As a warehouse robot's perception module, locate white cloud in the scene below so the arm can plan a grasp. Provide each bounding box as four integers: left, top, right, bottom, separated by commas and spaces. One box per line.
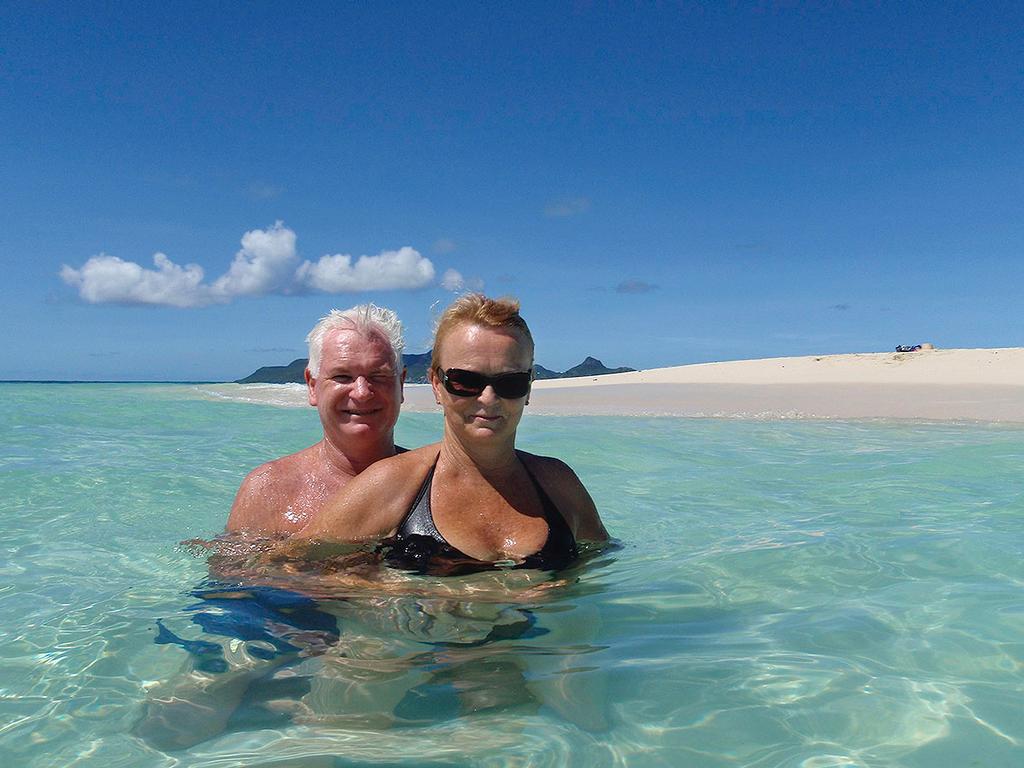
295, 246, 435, 292
61, 223, 444, 306
544, 197, 591, 218
59, 252, 215, 307
440, 268, 485, 293
211, 221, 298, 298
441, 268, 465, 291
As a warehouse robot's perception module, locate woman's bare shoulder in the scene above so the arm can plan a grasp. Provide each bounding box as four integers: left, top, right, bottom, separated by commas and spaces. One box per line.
300, 443, 440, 541
517, 450, 576, 482
357, 444, 439, 483
518, 451, 609, 542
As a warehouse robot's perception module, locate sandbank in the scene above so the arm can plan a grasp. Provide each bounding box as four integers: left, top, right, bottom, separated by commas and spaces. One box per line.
401, 348, 1024, 422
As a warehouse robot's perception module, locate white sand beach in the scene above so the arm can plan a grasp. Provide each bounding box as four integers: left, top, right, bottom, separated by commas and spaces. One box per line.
400, 347, 1024, 421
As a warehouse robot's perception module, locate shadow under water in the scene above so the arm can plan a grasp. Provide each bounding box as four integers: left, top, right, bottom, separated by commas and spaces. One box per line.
134, 539, 618, 752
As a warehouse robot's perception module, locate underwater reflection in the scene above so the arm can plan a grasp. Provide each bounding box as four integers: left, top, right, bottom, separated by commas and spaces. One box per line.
135, 543, 616, 751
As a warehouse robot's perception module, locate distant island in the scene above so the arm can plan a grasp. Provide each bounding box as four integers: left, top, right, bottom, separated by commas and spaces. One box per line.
236, 354, 634, 384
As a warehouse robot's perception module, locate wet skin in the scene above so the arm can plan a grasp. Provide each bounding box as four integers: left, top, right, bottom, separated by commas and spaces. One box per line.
226, 328, 405, 535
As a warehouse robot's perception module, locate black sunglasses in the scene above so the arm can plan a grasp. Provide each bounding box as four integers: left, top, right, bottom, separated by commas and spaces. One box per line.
437, 368, 533, 399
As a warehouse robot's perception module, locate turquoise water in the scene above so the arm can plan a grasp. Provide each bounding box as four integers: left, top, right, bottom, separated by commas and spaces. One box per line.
2, 383, 1022, 767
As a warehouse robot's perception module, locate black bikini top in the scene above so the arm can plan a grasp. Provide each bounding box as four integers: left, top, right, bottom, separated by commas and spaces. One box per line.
380, 452, 578, 576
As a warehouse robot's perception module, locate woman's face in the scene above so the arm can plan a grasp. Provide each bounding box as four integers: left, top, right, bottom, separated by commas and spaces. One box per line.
430, 323, 533, 444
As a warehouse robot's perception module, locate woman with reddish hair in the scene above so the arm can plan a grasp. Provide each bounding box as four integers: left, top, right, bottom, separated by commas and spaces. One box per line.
293, 293, 608, 574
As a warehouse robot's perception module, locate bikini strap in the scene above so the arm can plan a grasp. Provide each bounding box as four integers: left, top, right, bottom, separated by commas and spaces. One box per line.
395, 453, 443, 541
516, 451, 578, 567
517, 452, 573, 530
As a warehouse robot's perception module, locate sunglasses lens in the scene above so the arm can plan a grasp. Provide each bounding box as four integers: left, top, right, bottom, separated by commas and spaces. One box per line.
443, 369, 486, 396
492, 373, 531, 399
441, 369, 532, 399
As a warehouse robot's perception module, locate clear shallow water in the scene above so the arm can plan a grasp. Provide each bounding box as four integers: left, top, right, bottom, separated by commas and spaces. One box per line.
1, 383, 1023, 767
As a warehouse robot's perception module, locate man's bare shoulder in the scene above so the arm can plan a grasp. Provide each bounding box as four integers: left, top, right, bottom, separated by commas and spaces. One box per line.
226, 447, 319, 533
237, 447, 319, 496
252, 447, 317, 480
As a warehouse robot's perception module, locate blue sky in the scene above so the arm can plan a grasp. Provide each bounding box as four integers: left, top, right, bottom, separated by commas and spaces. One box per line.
2, 1, 1021, 381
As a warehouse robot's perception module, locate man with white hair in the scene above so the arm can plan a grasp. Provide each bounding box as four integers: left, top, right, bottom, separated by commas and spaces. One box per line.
226, 304, 406, 535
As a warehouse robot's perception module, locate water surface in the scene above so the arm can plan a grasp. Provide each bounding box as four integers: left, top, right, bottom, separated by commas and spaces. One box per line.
1, 384, 1022, 766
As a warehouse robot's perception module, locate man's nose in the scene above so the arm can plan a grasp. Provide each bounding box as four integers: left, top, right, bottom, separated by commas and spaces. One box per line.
351, 376, 373, 398
478, 385, 499, 405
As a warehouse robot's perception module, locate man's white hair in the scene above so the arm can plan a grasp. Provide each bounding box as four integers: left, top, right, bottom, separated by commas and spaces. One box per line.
305, 304, 404, 376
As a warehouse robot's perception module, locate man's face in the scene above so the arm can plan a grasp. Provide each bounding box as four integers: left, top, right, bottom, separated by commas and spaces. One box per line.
306, 327, 404, 450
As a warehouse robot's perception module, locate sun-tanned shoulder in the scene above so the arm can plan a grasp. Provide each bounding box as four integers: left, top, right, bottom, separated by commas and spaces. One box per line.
517, 450, 574, 482
297, 443, 440, 541
518, 451, 608, 543
338, 444, 436, 495
360, 443, 437, 475
226, 450, 309, 532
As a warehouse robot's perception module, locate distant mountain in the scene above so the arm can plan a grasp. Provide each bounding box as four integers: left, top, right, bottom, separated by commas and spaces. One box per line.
234, 356, 428, 385
533, 358, 634, 380
560, 356, 634, 378
235, 353, 633, 384
533, 364, 561, 380
402, 352, 433, 383
236, 359, 308, 384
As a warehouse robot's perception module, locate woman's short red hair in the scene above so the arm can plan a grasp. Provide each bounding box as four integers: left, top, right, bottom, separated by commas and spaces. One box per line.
431, 293, 534, 371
